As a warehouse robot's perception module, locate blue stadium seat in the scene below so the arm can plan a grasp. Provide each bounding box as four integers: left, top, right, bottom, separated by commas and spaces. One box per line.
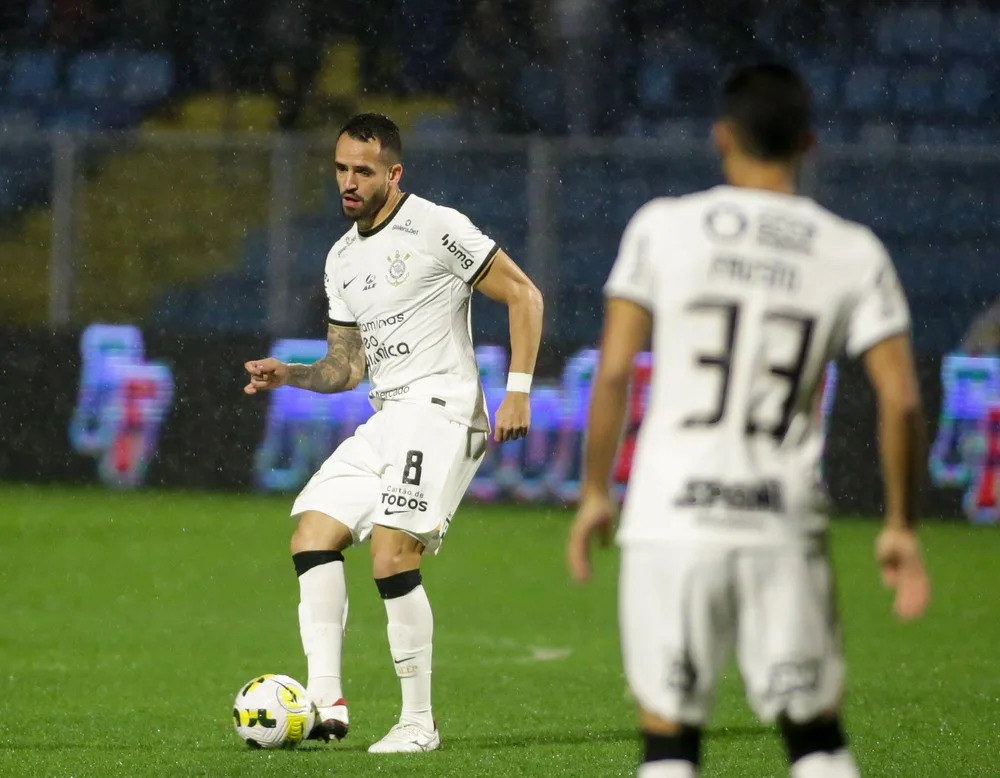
47, 104, 97, 132
651, 118, 711, 145
68, 52, 119, 100
121, 52, 174, 104
843, 66, 891, 115
943, 62, 989, 116
908, 124, 953, 145
801, 63, 841, 112
7, 50, 59, 100
954, 125, 1000, 146
895, 68, 941, 115
637, 60, 674, 115
517, 63, 564, 135
857, 122, 898, 147
408, 112, 460, 139
938, 183, 994, 235
897, 8, 944, 55
945, 9, 996, 55
0, 107, 38, 133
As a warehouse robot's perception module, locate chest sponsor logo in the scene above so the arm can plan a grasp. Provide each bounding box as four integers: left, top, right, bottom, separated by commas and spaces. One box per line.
363, 273, 377, 291
386, 251, 411, 287
393, 218, 420, 235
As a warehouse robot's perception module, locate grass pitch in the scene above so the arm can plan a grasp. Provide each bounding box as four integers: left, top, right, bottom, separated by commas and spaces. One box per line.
1, 485, 998, 777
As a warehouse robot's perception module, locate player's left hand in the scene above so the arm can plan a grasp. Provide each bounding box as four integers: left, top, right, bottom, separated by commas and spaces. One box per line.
493, 393, 530, 442
567, 489, 616, 583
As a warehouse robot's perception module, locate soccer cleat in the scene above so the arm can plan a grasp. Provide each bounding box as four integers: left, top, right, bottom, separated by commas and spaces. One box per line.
308, 698, 349, 742
367, 722, 441, 754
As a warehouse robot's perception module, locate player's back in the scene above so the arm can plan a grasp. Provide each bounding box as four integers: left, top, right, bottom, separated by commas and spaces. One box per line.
608, 185, 909, 544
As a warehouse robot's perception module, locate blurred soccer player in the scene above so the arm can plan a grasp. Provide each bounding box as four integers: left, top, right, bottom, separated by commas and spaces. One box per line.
568, 64, 930, 778
244, 113, 543, 753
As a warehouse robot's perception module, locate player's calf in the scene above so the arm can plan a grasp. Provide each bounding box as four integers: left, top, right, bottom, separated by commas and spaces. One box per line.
779, 714, 860, 778
638, 725, 701, 777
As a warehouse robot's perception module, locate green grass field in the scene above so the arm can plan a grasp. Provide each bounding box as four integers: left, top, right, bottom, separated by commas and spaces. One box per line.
1, 485, 998, 777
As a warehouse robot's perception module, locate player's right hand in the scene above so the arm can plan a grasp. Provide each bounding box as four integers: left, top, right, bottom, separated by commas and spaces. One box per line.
875, 526, 930, 621
567, 489, 616, 583
244, 358, 288, 395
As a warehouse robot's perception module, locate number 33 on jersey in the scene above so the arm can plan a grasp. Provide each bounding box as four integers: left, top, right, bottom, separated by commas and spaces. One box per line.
606, 186, 911, 544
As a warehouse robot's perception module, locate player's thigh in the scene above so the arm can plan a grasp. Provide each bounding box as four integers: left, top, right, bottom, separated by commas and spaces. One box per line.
619, 543, 736, 727
290, 419, 384, 547
373, 405, 486, 554
735, 540, 844, 724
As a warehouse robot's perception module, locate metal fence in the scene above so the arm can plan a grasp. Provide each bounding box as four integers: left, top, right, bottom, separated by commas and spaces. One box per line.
1, 131, 997, 352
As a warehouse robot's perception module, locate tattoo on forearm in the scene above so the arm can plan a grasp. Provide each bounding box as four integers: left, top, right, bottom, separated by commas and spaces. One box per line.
287, 327, 365, 393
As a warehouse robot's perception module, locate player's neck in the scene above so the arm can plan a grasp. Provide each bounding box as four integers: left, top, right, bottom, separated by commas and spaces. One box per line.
359, 188, 404, 233
724, 157, 797, 196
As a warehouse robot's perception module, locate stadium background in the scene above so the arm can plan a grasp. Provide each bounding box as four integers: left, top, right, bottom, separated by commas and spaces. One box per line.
2, 0, 997, 517
3, 4, 1000, 777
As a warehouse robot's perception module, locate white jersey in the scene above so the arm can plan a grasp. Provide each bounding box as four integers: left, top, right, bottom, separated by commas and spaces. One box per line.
606, 185, 911, 546
324, 193, 499, 431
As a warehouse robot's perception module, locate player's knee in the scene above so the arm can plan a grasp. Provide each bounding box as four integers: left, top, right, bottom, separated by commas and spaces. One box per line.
290, 511, 352, 556
779, 713, 848, 766
640, 725, 702, 773
374, 568, 422, 600
370, 526, 423, 578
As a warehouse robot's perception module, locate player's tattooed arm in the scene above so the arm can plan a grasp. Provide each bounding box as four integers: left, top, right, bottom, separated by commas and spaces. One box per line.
287, 324, 366, 393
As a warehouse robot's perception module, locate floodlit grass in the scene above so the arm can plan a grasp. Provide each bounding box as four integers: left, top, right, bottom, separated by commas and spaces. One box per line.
1, 485, 998, 777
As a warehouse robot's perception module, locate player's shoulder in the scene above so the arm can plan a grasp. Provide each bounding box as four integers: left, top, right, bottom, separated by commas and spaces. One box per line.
408, 193, 472, 229
623, 196, 681, 233
808, 201, 890, 269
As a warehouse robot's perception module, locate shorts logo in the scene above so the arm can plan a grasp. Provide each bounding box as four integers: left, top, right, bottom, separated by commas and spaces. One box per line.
386, 251, 411, 287
381, 484, 428, 513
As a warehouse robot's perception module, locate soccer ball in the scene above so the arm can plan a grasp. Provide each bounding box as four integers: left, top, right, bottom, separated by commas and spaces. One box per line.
232, 674, 316, 749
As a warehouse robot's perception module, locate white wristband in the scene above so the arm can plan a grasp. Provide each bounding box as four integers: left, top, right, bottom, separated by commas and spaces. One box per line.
506, 372, 533, 394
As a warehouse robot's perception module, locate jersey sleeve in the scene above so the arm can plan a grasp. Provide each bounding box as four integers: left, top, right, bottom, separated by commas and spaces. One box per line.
429, 205, 500, 285
323, 268, 356, 327
603, 205, 657, 311
845, 236, 911, 358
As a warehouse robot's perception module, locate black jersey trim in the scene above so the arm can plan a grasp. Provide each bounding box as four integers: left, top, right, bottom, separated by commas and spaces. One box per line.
328, 317, 359, 328
357, 192, 411, 238
469, 244, 501, 287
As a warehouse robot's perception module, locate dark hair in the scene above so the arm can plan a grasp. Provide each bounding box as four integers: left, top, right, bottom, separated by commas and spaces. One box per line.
720, 63, 812, 161
338, 113, 403, 161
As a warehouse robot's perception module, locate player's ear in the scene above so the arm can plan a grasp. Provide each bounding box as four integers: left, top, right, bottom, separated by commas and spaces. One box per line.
388, 162, 403, 186
712, 121, 732, 157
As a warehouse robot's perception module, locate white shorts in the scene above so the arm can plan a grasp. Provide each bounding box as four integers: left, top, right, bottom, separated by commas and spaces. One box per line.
619, 538, 844, 726
290, 402, 486, 554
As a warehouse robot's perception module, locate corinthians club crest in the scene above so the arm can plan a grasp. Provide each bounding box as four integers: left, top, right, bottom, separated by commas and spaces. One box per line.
385, 250, 411, 287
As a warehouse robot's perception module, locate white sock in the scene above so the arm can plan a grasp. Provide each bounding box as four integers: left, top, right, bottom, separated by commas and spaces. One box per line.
384, 585, 434, 731
297, 561, 348, 707
791, 750, 860, 778
637, 761, 698, 777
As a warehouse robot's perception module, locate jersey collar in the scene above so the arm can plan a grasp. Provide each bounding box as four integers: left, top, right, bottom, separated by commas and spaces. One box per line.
357, 192, 411, 238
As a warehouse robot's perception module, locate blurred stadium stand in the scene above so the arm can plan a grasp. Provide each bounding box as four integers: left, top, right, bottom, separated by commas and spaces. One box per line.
0, 3, 998, 356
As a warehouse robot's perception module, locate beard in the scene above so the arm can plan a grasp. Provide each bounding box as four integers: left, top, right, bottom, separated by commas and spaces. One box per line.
341, 185, 388, 223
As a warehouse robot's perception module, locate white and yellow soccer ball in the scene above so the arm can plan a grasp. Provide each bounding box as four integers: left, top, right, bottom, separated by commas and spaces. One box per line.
232, 674, 316, 749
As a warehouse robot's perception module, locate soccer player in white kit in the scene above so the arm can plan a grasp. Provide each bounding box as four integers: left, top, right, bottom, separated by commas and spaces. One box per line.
567, 65, 931, 777
244, 114, 544, 753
